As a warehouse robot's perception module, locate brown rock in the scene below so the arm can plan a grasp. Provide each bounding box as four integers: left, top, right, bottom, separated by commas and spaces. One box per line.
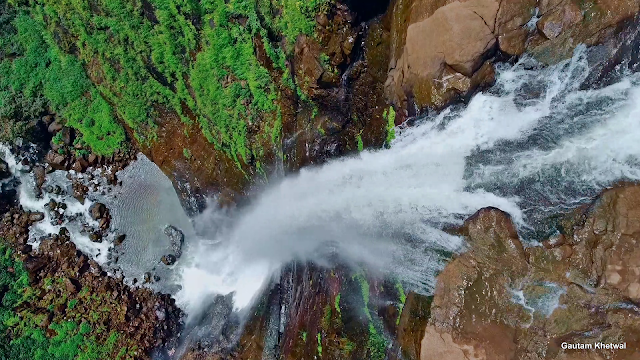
65, 278, 81, 293
537, 2, 583, 39
47, 121, 63, 134
45, 151, 68, 171
88, 202, 107, 221
114, 234, 126, 246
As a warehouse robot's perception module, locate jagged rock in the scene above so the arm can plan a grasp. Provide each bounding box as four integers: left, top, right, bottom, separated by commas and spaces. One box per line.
161, 254, 177, 266
114, 234, 126, 246
403, 185, 640, 360
28, 212, 45, 222
89, 202, 107, 221
45, 150, 68, 171
33, 165, 46, 190
386, 0, 640, 112
89, 232, 102, 243
164, 225, 184, 258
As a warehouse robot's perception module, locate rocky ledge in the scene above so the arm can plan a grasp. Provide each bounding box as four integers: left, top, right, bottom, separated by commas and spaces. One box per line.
397, 184, 640, 360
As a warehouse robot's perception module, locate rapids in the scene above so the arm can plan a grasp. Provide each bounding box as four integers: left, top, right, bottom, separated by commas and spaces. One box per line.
175, 47, 640, 318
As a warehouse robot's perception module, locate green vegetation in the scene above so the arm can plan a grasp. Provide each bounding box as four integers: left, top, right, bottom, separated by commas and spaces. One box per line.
383, 106, 396, 147
395, 281, 406, 325
301, 331, 307, 343
334, 293, 341, 314
183, 148, 192, 160
317, 332, 323, 356
0, 0, 332, 165
356, 133, 364, 152
353, 272, 388, 360
0, 244, 137, 359
0, 5, 125, 154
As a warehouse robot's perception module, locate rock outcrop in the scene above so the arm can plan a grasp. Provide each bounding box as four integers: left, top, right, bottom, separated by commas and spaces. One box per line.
399, 184, 640, 360
385, 0, 640, 113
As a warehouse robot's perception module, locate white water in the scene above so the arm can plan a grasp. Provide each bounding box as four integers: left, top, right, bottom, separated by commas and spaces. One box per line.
0, 144, 112, 263
175, 48, 640, 318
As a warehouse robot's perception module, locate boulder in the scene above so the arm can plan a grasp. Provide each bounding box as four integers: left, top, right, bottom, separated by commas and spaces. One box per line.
45, 151, 68, 171
33, 165, 46, 190
0, 158, 10, 180
28, 212, 45, 222
161, 254, 177, 266
47, 120, 63, 134
89, 202, 107, 221
385, 0, 640, 113
402, 185, 640, 360
114, 234, 126, 246
164, 225, 184, 258
89, 232, 102, 243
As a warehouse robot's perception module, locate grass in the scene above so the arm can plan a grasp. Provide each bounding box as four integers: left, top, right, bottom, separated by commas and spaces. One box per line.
0, 7, 126, 155
0, 244, 137, 360
1, 0, 332, 167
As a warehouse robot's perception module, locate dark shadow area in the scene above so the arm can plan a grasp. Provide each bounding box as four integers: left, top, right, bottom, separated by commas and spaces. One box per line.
345, 0, 391, 22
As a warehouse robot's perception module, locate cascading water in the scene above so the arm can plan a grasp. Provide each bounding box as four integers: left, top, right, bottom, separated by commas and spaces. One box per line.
175, 46, 640, 318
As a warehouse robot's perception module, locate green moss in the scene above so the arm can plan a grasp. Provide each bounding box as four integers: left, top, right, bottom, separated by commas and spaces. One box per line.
183, 148, 192, 160
301, 331, 307, 343
356, 133, 364, 152
334, 293, 341, 314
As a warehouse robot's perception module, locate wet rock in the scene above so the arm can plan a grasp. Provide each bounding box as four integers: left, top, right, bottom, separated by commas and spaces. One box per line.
72, 181, 88, 204
143, 272, 152, 284
45, 150, 68, 171
0, 158, 10, 180
33, 165, 46, 190
161, 254, 177, 266
87, 154, 98, 167
404, 185, 640, 360
164, 225, 184, 258
89, 202, 107, 221
28, 212, 45, 222
52, 185, 63, 195
71, 158, 88, 173
114, 234, 126, 246
89, 232, 102, 243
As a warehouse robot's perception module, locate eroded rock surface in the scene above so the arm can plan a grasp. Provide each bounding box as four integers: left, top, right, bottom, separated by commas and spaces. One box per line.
400, 185, 640, 360
385, 0, 640, 113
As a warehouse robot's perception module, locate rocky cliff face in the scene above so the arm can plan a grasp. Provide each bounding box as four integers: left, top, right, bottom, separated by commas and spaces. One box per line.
396, 185, 640, 360
385, 0, 640, 115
